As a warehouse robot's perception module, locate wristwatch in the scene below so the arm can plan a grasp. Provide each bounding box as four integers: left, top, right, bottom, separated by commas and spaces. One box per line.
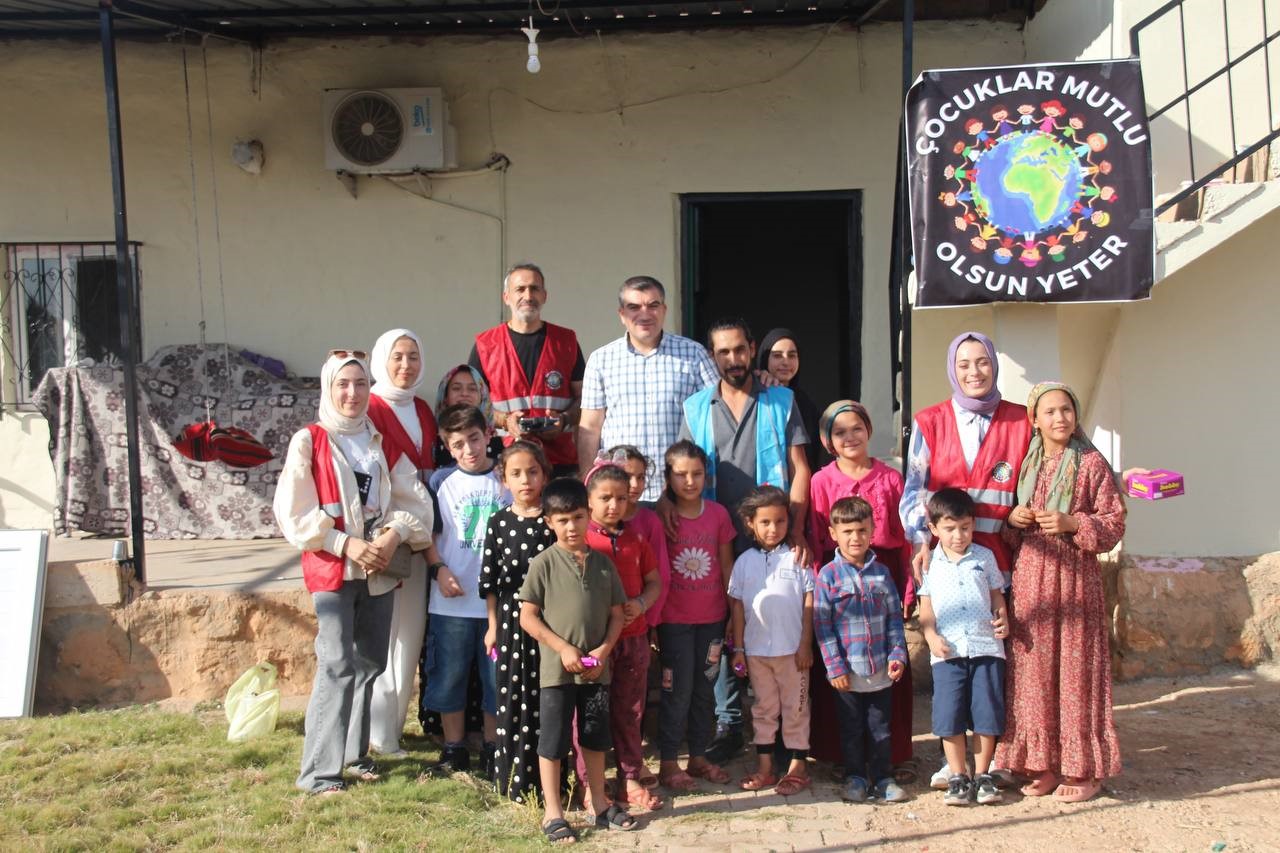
428, 561, 447, 580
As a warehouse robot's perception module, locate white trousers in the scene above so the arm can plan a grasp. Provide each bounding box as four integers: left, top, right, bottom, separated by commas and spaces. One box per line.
346, 555, 428, 757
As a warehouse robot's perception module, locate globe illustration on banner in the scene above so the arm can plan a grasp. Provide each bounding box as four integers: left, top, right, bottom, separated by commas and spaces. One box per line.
971, 132, 1082, 235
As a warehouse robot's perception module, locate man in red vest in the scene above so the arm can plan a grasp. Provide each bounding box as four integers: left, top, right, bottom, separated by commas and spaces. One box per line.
470, 263, 585, 477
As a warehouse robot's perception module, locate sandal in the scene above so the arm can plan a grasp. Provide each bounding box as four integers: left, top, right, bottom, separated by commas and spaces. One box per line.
660, 770, 698, 792
346, 761, 381, 783
637, 769, 659, 789
686, 762, 731, 784
541, 817, 578, 844
617, 783, 664, 811
739, 772, 779, 791
774, 773, 812, 796
592, 803, 638, 831
1020, 770, 1058, 797
313, 783, 345, 797
1052, 779, 1102, 803
892, 763, 919, 785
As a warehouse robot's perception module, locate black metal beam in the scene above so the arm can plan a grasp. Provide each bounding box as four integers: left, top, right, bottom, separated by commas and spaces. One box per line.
98, 0, 147, 584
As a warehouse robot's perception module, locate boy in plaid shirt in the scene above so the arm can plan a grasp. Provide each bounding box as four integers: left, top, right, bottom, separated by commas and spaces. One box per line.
814, 496, 908, 804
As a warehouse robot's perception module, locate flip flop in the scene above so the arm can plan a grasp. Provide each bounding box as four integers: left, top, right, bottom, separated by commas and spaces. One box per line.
1020, 770, 1058, 797
592, 803, 638, 831
1052, 779, 1102, 803
739, 772, 779, 791
541, 817, 578, 844
659, 770, 698, 792
686, 762, 730, 784
774, 773, 812, 796
617, 783, 664, 811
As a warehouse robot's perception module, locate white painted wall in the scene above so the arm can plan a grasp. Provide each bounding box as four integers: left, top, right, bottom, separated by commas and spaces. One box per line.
0, 21, 1025, 529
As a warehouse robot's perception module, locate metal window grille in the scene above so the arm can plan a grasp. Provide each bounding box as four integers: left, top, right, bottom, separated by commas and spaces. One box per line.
1, 242, 141, 406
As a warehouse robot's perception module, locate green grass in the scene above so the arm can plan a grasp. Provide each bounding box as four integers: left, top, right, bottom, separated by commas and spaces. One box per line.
0, 707, 549, 851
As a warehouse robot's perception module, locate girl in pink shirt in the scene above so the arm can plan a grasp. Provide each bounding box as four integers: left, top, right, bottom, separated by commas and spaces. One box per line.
805, 400, 917, 779
656, 440, 736, 791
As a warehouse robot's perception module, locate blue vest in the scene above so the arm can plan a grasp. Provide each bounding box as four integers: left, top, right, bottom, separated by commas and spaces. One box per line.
683, 384, 792, 500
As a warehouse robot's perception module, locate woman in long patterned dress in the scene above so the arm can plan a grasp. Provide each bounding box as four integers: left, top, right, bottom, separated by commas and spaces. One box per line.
996, 381, 1126, 803
480, 440, 556, 802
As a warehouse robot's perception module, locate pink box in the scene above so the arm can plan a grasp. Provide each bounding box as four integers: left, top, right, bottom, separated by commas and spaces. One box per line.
1126, 469, 1185, 500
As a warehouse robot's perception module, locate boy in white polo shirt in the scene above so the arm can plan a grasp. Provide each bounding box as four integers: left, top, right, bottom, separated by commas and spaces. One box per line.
728, 486, 815, 796
918, 488, 1009, 806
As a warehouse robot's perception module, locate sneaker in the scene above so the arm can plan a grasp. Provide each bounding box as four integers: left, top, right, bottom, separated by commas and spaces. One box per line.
974, 773, 1003, 805
841, 776, 869, 803
929, 760, 951, 790
705, 727, 744, 766
427, 743, 470, 775
944, 774, 973, 806
874, 778, 909, 803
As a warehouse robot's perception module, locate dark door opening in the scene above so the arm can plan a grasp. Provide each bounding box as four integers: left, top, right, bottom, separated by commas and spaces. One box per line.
680, 191, 863, 410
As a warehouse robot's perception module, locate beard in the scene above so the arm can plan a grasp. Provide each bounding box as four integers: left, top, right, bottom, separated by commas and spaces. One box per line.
722, 367, 750, 388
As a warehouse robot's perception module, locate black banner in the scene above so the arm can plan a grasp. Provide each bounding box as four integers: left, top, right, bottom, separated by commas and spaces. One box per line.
906, 60, 1154, 307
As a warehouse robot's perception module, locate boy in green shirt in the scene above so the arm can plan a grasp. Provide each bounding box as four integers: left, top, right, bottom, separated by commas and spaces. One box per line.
519, 478, 632, 843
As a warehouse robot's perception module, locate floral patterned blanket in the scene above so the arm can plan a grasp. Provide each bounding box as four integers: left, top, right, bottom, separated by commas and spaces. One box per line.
32, 344, 319, 539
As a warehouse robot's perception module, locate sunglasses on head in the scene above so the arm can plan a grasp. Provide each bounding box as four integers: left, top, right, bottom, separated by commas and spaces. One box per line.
328, 349, 368, 360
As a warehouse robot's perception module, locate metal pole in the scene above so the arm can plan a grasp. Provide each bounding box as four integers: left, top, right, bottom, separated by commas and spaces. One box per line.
898, 0, 914, 472
99, 0, 146, 584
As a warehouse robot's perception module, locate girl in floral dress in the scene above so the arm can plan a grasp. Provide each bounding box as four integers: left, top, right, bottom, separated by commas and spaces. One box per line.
996, 382, 1126, 803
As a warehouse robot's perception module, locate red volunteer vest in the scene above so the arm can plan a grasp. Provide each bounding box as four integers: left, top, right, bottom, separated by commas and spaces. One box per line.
915, 399, 1031, 572
301, 424, 346, 593
475, 322, 578, 466
367, 394, 437, 474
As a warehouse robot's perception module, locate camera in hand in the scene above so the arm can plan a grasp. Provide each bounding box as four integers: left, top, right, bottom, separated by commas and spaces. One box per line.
518, 415, 559, 432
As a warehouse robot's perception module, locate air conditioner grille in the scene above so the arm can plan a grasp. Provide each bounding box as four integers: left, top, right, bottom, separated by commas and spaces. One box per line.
331, 92, 404, 167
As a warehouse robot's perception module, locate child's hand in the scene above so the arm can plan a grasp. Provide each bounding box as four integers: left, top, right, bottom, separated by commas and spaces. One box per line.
793, 644, 812, 671
829, 674, 851, 692
655, 496, 679, 541
731, 650, 747, 677
649, 627, 661, 653
560, 646, 585, 674
991, 608, 1009, 639
1034, 510, 1079, 535
903, 599, 915, 620
1007, 505, 1036, 529
436, 566, 465, 597
622, 597, 644, 624
912, 542, 931, 585
888, 660, 905, 682
581, 645, 610, 682
927, 636, 952, 659
346, 538, 388, 573
483, 626, 497, 658
788, 531, 812, 568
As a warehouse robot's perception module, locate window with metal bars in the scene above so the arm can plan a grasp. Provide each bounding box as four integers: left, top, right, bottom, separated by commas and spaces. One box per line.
1, 242, 141, 405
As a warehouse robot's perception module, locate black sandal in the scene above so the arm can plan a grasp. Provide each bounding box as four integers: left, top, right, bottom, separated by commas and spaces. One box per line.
541, 817, 577, 844
593, 803, 637, 831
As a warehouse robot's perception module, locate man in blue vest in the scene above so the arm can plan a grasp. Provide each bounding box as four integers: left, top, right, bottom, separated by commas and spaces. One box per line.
676, 317, 812, 765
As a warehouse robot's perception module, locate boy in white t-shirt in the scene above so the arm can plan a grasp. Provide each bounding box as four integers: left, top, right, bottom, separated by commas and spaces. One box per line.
728, 486, 815, 796
421, 404, 509, 773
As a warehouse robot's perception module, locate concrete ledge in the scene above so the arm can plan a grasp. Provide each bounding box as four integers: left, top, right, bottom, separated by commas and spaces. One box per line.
44, 558, 130, 608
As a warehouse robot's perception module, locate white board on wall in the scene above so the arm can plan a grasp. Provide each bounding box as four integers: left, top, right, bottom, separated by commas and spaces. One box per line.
0, 530, 49, 717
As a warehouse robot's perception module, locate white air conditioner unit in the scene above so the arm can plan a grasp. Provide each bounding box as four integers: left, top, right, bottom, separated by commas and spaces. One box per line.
323, 87, 453, 174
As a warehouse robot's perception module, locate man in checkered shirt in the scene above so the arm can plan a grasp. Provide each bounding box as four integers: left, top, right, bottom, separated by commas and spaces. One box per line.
577, 276, 718, 503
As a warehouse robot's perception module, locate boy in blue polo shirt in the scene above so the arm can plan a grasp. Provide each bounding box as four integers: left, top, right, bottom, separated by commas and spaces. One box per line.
918, 488, 1009, 806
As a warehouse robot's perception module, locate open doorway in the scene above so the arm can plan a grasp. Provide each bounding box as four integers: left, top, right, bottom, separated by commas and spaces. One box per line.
680, 191, 863, 408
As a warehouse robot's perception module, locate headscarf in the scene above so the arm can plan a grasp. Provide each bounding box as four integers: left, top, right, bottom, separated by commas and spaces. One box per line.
370, 328, 425, 404
757, 327, 801, 388
434, 364, 494, 427
817, 399, 872, 454
1015, 381, 1098, 513
318, 354, 372, 436
947, 331, 1001, 416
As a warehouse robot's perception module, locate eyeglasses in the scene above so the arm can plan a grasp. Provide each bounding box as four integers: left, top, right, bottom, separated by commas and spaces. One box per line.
328, 349, 368, 360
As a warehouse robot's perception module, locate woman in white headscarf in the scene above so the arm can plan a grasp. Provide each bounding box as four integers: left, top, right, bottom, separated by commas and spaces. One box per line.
274, 350, 433, 795
359, 329, 443, 756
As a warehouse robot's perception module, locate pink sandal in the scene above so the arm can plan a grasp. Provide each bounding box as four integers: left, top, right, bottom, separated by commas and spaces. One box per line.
686, 762, 730, 784
1052, 779, 1102, 803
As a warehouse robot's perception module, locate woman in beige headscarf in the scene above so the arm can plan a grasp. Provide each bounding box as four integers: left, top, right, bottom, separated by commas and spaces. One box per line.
274, 350, 432, 795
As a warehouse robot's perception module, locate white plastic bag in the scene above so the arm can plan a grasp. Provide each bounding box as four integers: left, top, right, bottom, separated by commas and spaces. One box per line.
225, 662, 281, 743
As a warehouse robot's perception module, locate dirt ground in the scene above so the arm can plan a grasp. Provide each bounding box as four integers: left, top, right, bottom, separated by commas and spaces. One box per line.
581, 663, 1280, 852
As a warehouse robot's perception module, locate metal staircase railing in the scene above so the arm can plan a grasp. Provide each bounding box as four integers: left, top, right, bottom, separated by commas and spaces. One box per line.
1131, 0, 1280, 216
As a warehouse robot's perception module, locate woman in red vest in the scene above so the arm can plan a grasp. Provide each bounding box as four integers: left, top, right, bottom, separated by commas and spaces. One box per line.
899, 331, 1031, 791
361, 329, 441, 757
274, 351, 433, 795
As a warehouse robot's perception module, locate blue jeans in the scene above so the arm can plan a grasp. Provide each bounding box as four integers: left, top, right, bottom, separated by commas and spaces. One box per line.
714, 649, 744, 731
420, 614, 497, 715
834, 686, 892, 785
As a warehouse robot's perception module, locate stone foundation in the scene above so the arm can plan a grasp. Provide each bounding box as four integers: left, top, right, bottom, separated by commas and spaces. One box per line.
35, 550, 1280, 710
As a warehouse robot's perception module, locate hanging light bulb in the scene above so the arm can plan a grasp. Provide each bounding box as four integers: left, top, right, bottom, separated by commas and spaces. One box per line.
521, 19, 541, 73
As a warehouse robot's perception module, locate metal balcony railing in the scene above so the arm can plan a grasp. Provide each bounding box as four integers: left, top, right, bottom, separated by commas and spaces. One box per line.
1131, 0, 1280, 215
